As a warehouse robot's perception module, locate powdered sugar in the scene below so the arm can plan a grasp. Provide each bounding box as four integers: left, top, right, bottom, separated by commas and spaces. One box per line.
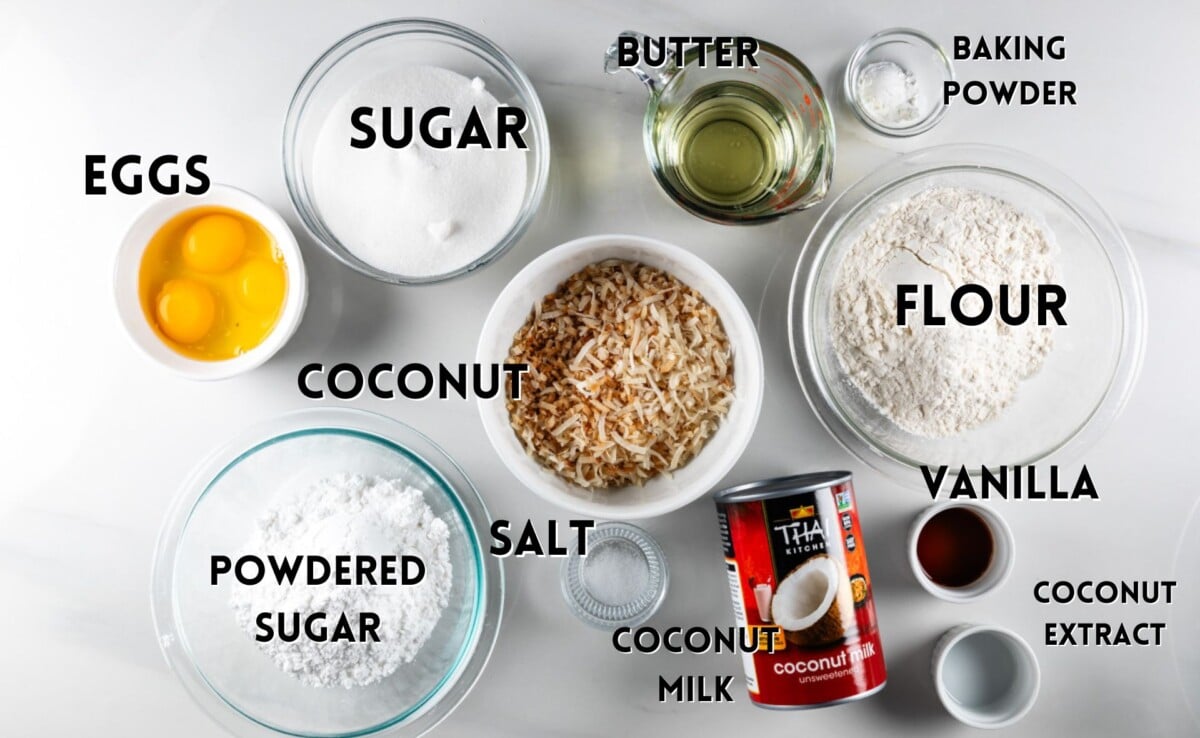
832, 186, 1058, 438
230, 474, 452, 688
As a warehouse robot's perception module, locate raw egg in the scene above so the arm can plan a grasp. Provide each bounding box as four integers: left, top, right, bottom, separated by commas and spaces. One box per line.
183, 214, 246, 273
139, 206, 287, 360
238, 259, 286, 314
156, 279, 216, 344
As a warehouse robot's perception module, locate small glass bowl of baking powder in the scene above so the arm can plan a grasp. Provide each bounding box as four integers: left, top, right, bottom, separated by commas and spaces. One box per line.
561, 522, 669, 629
844, 28, 954, 137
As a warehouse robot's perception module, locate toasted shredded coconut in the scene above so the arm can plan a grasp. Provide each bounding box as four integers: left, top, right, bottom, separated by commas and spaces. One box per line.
505, 260, 734, 488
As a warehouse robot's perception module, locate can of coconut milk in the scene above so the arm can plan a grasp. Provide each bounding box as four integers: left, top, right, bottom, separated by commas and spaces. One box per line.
713, 472, 886, 708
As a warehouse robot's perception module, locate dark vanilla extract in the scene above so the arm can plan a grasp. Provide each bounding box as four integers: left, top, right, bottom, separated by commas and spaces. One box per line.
916, 507, 994, 588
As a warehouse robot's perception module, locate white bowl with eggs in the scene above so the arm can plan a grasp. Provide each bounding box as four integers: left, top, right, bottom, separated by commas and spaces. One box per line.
477, 234, 764, 520
114, 184, 308, 380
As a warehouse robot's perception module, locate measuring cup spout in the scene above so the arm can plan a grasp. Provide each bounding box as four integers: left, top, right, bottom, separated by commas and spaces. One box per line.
604, 30, 679, 94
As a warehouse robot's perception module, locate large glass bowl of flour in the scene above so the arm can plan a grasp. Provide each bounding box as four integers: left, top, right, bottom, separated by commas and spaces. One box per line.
283, 19, 549, 284
151, 408, 503, 737
790, 144, 1145, 481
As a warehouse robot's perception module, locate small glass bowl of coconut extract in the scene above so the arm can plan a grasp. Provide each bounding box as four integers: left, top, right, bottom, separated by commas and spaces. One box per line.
561, 522, 669, 629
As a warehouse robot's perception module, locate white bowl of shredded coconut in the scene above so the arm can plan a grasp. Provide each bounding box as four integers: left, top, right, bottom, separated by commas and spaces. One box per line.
478, 234, 765, 519
790, 145, 1146, 480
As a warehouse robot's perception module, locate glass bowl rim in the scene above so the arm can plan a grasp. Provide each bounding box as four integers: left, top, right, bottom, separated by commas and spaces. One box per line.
281, 18, 550, 285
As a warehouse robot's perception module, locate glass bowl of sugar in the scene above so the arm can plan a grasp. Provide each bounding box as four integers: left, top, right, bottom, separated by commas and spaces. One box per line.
283, 19, 550, 284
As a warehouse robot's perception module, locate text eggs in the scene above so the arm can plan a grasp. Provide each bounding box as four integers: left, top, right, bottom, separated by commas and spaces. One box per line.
138, 206, 287, 360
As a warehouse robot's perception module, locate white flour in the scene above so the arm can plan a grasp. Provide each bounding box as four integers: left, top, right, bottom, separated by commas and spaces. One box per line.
312, 66, 527, 277
230, 474, 452, 688
832, 187, 1058, 437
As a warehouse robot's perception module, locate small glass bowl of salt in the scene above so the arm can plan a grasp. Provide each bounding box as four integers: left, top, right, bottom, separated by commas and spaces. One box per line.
844, 28, 954, 137
561, 522, 669, 629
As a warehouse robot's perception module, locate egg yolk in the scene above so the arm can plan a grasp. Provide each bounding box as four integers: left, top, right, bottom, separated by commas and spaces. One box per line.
239, 259, 287, 313
182, 214, 246, 273
139, 205, 287, 361
156, 279, 216, 344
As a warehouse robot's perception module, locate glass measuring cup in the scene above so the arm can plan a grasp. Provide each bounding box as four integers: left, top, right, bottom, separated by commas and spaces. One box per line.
605, 31, 835, 225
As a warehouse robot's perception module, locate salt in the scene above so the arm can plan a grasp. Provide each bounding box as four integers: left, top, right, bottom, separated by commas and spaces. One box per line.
855, 60, 921, 126
583, 540, 650, 606
311, 66, 527, 277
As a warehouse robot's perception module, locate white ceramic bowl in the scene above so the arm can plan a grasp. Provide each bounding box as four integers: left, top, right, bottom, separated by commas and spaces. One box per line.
476, 234, 764, 519
932, 624, 1041, 729
114, 184, 308, 380
907, 502, 1015, 603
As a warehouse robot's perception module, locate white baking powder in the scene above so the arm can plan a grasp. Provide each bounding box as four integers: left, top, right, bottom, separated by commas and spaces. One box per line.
832, 187, 1058, 438
312, 66, 527, 277
230, 474, 452, 688
855, 60, 921, 126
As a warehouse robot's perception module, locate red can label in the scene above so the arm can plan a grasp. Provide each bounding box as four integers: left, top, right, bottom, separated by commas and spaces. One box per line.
715, 478, 886, 707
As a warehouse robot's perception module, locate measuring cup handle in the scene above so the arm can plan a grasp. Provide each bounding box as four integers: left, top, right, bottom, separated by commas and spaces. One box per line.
604, 30, 680, 93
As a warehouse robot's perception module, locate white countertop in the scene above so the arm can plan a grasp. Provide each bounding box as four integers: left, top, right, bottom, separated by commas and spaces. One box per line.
2, 1, 1198, 735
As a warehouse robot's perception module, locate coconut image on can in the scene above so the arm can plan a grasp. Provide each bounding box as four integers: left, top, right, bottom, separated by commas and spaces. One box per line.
772, 554, 855, 647
714, 472, 887, 708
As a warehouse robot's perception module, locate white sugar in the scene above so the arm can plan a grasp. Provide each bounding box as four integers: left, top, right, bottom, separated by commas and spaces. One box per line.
312, 66, 527, 277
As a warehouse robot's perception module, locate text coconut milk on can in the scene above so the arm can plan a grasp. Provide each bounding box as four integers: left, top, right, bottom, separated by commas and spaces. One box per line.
713, 472, 887, 707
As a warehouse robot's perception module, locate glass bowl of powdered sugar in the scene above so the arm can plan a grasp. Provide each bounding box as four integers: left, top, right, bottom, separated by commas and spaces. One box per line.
152, 408, 503, 737
789, 144, 1145, 483
283, 19, 549, 284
